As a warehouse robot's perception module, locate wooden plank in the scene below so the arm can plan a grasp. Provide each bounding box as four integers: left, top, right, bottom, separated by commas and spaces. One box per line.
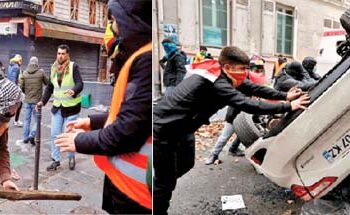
0, 189, 81, 201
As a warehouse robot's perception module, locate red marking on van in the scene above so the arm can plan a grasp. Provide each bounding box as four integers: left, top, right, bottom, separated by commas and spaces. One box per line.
323, 30, 346, 37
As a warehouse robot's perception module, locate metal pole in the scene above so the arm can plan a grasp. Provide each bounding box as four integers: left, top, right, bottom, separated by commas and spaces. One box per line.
33, 104, 42, 190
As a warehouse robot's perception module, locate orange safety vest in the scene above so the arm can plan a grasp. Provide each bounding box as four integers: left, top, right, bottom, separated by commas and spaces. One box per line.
94, 42, 152, 209
274, 62, 287, 77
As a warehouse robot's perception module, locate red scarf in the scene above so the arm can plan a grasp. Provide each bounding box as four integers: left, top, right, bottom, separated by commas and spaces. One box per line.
223, 69, 248, 87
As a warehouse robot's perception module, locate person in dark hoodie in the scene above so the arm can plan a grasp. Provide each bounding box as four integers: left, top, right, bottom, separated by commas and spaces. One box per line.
54, 0, 152, 214
159, 38, 187, 96
274, 61, 317, 92
153, 46, 310, 214
302, 56, 321, 81
19, 57, 48, 145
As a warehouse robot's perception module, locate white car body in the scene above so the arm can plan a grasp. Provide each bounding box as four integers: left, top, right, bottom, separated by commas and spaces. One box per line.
245, 58, 350, 201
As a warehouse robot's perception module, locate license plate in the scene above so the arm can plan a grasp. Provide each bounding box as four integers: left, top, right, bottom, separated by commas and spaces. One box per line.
322, 131, 350, 163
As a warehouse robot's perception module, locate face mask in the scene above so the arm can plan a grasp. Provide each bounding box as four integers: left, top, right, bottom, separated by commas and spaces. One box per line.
162, 42, 177, 58
223, 65, 248, 87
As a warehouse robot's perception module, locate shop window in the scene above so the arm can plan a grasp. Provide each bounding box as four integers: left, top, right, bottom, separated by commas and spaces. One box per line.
102, 3, 108, 27
276, 4, 294, 55
70, 0, 79, 21
43, 0, 54, 15
89, 0, 97, 25
202, 0, 228, 47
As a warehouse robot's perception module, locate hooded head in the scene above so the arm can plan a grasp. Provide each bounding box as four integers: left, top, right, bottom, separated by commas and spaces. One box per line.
285, 61, 307, 80
108, 0, 151, 40
26, 56, 40, 73
161, 38, 178, 59
219, 46, 250, 87
302, 56, 317, 73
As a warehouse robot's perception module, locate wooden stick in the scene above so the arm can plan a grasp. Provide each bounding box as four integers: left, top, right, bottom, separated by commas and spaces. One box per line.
34, 104, 42, 190
0, 189, 81, 201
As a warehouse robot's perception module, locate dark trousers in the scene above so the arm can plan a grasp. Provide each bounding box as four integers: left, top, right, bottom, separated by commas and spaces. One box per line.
153, 134, 195, 215
229, 137, 241, 151
15, 102, 22, 122
102, 176, 152, 214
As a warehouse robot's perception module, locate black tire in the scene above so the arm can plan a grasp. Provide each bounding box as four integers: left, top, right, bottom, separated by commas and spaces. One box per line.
233, 112, 263, 148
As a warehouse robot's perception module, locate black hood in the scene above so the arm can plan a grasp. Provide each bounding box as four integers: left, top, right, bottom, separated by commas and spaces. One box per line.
107, 0, 152, 85
302, 57, 317, 73
285, 61, 307, 80
108, 0, 151, 40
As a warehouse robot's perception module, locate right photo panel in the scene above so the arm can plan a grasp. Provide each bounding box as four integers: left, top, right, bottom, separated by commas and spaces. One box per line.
153, 0, 350, 214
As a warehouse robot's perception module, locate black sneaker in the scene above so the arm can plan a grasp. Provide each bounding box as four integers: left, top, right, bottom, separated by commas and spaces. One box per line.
228, 147, 245, 157
29, 137, 35, 146
23, 138, 29, 144
205, 154, 218, 165
46, 161, 60, 171
69, 157, 75, 170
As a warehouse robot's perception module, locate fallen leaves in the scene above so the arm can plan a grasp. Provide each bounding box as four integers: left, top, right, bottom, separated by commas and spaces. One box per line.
194, 121, 224, 157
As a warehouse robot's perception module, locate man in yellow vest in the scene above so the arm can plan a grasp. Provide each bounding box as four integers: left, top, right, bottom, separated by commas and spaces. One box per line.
271, 54, 287, 82
54, 0, 152, 214
37, 44, 83, 171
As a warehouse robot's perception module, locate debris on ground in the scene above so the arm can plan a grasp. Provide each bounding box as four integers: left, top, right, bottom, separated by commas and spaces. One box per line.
282, 209, 293, 215
214, 159, 222, 165
221, 195, 246, 210
88, 105, 108, 112
287, 200, 294, 204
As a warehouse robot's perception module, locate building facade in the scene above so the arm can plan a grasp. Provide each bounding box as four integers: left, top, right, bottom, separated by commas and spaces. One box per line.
0, 0, 107, 82
153, 0, 349, 96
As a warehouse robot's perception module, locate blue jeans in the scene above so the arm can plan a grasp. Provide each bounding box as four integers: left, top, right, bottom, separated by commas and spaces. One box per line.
211, 122, 239, 156
23, 103, 38, 140
51, 109, 78, 161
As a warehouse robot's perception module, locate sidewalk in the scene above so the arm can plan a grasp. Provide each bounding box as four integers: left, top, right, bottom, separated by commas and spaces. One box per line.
2, 104, 107, 214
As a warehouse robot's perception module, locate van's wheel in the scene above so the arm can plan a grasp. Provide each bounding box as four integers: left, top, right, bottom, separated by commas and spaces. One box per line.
233, 112, 264, 148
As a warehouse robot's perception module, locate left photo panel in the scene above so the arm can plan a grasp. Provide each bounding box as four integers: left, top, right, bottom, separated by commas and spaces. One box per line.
0, 0, 152, 214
